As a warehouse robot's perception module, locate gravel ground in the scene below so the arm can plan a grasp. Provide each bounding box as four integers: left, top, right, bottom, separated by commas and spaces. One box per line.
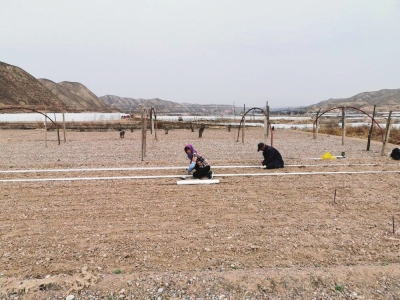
1, 127, 400, 300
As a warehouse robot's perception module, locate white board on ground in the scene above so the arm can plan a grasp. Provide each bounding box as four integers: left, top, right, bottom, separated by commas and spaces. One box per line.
177, 179, 220, 185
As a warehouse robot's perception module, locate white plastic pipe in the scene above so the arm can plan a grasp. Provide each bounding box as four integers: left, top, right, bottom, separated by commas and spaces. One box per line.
214, 170, 400, 177
0, 163, 397, 174
0, 170, 399, 183
177, 179, 220, 185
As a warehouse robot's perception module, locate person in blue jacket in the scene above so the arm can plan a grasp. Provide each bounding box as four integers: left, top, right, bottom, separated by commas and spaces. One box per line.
184, 144, 214, 179
257, 142, 284, 169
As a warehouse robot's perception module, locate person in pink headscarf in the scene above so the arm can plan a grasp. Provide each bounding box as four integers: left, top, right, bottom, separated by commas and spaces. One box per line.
184, 144, 214, 179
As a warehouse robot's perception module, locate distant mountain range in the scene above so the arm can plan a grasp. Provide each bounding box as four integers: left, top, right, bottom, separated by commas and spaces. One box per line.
100, 95, 233, 115
1, 61, 399, 114
307, 89, 400, 112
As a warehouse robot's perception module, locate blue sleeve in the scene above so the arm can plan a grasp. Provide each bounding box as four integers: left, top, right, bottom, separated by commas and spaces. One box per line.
187, 161, 196, 172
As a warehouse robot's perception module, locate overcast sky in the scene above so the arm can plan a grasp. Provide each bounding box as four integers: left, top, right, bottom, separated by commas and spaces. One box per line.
1, 0, 400, 108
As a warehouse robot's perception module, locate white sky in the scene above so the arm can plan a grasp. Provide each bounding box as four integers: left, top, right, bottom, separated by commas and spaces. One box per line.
1, 0, 400, 108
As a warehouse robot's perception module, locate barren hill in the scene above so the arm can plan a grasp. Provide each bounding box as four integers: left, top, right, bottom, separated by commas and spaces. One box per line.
307, 89, 400, 112
100, 95, 232, 115
100, 95, 188, 113
0, 61, 113, 113
39, 79, 113, 112
0, 61, 68, 112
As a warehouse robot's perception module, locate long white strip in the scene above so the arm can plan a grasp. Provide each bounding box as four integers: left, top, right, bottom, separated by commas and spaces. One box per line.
0, 166, 189, 173
0, 163, 396, 174
0, 174, 180, 182
177, 179, 220, 185
0, 170, 399, 183
217, 170, 400, 176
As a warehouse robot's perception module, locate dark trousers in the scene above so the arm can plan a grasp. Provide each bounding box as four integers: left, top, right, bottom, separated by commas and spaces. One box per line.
265, 160, 284, 169
193, 165, 211, 178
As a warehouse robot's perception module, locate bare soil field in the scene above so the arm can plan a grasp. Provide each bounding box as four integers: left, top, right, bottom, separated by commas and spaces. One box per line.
1, 127, 400, 300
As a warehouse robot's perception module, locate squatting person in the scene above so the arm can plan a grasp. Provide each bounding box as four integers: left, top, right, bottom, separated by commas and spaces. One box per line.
257, 142, 284, 169
184, 144, 214, 179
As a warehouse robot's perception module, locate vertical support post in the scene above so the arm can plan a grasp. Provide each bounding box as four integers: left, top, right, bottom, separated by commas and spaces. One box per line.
265, 101, 270, 139
393, 216, 395, 234
242, 104, 245, 144
264, 108, 268, 140
270, 125, 274, 147
150, 107, 154, 137
144, 110, 148, 155
314, 108, 320, 139
62, 112, 66, 143
366, 105, 376, 151
381, 111, 392, 156
54, 113, 60, 145
141, 106, 147, 161
44, 111, 48, 148
154, 113, 158, 141
341, 107, 346, 146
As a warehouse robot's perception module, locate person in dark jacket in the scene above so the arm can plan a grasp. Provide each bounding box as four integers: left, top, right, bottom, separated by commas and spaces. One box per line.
257, 142, 284, 169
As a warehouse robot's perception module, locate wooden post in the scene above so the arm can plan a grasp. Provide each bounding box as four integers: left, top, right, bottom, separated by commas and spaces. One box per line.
141, 106, 147, 161
270, 125, 274, 147
267, 105, 270, 137
199, 125, 205, 138
314, 108, 321, 139
54, 113, 60, 145
366, 105, 376, 151
265, 101, 269, 139
154, 115, 158, 141
393, 216, 395, 234
62, 112, 66, 143
44, 111, 47, 148
381, 111, 392, 156
150, 111, 154, 137
264, 115, 268, 140
242, 104, 245, 144
144, 109, 148, 157
264, 102, 267, 138
341, 107, 346, 145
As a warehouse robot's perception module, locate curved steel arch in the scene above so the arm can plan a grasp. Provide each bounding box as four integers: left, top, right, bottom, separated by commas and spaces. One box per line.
0, 106, 61, 144
313, 106, 384, 141
236, 107, 270, 142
